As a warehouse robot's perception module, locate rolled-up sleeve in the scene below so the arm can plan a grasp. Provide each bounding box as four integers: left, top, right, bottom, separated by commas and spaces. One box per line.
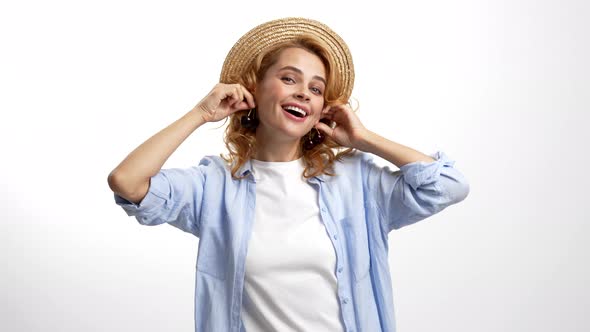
362, 151, 470, 233
113, 166, 206, 237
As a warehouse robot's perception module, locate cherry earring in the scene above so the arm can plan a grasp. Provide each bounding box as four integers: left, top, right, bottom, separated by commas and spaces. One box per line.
303, 128, 324, 150
240, 108, 259, 130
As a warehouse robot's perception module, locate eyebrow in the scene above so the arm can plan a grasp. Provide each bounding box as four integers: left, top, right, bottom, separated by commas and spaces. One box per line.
279, 66, 326, 86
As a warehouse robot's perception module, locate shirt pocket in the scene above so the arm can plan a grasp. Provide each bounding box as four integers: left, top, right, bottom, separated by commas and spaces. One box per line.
196, 223, 228, 280
341, 216, 371, 282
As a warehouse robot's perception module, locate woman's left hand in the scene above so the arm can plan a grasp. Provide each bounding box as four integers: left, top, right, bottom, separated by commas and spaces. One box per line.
315, 103, 369, 149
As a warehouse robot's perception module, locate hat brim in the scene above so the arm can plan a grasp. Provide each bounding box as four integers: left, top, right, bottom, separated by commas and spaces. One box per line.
219, 17, 354, 101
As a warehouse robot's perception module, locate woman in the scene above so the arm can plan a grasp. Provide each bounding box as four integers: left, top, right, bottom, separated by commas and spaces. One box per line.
108, 17, 470, 332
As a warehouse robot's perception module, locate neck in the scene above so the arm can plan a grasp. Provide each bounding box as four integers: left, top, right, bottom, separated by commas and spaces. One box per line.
254, 131, 302, 162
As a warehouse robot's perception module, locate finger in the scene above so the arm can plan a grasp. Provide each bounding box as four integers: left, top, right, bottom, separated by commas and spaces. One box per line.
241, 85, 256, 109
228, 86, 242, 105
329, 104, 354, 121
315, 122, 334, 137
227, 88, 243, 107
322, 106, 344, 119
219, 87, 237, 102
234, 85, 244, 104
330, 104, 349, 112
231, 100, 251, 112
322, 118, 339, 131
326, 108, 346, 122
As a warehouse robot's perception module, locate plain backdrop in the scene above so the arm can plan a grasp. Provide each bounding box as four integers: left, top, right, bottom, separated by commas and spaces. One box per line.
1, 0, 588, 331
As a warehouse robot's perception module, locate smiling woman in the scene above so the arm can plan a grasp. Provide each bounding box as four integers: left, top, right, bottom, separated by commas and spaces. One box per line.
221, 33, 353, 179
251, 47, 328, 154
108, 17, 470, 332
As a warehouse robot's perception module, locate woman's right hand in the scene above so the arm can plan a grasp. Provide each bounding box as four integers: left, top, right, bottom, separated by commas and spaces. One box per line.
193, 83, 256, 123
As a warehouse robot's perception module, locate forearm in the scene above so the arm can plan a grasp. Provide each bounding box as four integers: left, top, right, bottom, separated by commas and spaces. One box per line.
355, 130, 435, 168
108, 108, 207, 195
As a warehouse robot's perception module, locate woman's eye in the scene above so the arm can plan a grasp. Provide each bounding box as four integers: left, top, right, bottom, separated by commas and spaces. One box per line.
281, 76, 322, 94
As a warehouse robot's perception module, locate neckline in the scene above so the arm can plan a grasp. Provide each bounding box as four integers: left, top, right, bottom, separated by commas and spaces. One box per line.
250, 157, 304, 169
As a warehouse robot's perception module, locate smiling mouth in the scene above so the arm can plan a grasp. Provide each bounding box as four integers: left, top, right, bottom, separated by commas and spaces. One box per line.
282, 105, 307, 118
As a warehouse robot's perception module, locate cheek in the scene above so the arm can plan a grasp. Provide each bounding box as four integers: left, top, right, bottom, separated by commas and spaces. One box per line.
313, 100, 325, 117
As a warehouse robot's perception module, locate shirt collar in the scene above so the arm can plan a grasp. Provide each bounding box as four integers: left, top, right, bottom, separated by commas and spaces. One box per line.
237, 159, 327, 183
237, 159, 254, 181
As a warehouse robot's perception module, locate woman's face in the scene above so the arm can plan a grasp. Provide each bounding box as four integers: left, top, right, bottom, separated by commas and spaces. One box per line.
254, 47, 327, 143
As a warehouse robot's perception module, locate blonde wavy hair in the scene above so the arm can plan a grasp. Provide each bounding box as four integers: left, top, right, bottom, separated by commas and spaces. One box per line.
220, 34, 356, 179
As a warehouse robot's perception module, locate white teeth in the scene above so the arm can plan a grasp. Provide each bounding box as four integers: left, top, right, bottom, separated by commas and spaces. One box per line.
283, 105, 307, 117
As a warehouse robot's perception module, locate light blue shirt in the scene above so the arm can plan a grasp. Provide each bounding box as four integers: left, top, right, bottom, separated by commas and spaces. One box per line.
114, 150, 470, 332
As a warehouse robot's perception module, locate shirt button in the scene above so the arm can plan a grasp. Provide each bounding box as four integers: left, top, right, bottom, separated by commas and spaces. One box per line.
337, 267, 343, 273
333, 234, 337, 240
321, 207, 326, 212
342, 298, 349, 304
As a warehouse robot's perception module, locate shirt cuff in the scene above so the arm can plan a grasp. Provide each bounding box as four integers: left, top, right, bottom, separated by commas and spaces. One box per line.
399, 151, 456, 191
113, 175, 168, 217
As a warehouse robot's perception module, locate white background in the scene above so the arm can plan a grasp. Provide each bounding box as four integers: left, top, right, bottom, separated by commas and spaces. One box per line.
1, 0, 588, 331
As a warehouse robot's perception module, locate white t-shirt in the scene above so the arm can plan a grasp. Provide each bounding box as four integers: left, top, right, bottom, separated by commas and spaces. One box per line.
241, 157, 345, 331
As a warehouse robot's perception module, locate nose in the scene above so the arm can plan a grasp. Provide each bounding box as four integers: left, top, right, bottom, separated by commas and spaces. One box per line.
294, 89, 310, 102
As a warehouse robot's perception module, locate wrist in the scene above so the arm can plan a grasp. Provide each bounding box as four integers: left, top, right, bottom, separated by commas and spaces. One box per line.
353, 129, 377, 152
186, 107, 209, 127
189, 106, 209, 123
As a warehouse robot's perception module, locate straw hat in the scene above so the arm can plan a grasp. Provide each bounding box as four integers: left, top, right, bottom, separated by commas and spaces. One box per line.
219, 17, 355, 101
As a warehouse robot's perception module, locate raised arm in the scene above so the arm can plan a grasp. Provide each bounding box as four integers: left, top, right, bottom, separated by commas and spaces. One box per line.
107, 83, 255, 204
315, 103, 435, 167
316, 103, 469, 232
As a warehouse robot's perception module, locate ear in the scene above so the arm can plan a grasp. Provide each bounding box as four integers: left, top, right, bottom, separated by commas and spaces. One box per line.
247, 85, 257, 104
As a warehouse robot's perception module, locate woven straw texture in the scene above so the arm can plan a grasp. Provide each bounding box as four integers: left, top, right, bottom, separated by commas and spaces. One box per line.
219, 17, 354, 100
